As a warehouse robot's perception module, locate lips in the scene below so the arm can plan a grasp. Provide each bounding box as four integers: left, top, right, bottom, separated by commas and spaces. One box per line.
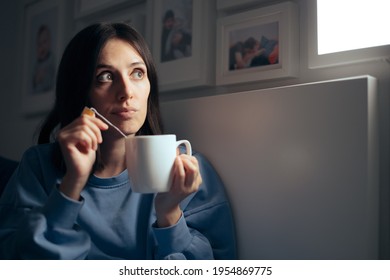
111, 108, 138, 119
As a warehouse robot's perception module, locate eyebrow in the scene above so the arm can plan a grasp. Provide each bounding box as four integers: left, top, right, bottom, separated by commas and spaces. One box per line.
96, 61, 146, 69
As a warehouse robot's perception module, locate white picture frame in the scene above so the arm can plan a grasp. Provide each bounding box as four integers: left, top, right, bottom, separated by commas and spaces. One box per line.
74, 0, 142, 19
216, 0, 268, 11
21, 0, 65, 115
74, 3, 146, 37
149, 0, 214, 92
216, 2, 299, 86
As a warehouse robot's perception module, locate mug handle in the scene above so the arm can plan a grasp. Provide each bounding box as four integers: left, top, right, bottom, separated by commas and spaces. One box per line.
176, 140, 192, 156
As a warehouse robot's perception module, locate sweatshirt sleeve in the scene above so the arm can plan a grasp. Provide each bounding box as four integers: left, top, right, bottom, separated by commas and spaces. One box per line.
151, 152, 237, 260
0, 146, 91, 259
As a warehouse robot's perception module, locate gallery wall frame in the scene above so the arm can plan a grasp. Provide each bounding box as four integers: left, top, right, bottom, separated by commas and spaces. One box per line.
74, 0, 143, 19
216, 1, 299, 86
216, 0, 268, 11
149, 0, 215, 92
21, 0, 65, 115
74, 3, 146, 37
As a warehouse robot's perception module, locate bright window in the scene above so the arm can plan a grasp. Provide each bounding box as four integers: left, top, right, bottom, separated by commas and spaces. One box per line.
317, 0, 390, 55
308, 0, 390, 68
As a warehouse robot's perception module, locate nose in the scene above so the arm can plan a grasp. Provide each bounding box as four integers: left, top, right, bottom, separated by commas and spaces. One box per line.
116, 74, 134, 101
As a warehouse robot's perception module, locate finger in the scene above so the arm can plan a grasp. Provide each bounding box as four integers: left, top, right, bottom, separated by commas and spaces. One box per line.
180, 155, 198, 171
190, 156, 202, 185
80, 106, 109, 132
189, 156, 202, 185
180, 155, 199, 188
80, 116, 107, 145
82, 125, 100, 151
82, 115, 109, 135
190, 155, 199, 165
60, 120, 100, 151
89, 116, 109, 131
68, 128, 96, 152
76, 119, 101, 150
172, 156, 185, 190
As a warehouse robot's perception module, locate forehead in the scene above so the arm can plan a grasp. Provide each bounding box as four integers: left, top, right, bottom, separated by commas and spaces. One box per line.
98, 38, 144, 63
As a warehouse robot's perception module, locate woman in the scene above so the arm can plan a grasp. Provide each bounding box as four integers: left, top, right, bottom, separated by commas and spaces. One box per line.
0, 23, 236, 259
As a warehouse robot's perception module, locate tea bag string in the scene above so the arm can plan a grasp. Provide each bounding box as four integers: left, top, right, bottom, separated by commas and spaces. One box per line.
90, 107, 127, 138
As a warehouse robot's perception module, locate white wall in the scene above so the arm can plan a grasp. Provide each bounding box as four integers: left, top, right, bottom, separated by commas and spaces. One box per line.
0, 0, 389, 258
161, 76, 379, 259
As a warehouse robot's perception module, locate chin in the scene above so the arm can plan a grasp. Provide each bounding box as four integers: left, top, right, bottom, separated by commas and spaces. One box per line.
123, 126, 143, 136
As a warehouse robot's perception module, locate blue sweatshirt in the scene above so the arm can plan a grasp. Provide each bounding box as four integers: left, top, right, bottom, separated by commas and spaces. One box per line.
0, 143, 236, 259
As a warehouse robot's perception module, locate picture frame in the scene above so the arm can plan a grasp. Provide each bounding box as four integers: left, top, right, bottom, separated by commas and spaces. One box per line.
216, 0, 268, 11
216, 2, 299, 86
149, 0, 214, 92
21, 0, 65, 115
74, 0, 142, 19
74, 3, 146, 37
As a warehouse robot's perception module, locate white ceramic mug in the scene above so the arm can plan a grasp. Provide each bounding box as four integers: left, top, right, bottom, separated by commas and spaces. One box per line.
125, 134, 192, 193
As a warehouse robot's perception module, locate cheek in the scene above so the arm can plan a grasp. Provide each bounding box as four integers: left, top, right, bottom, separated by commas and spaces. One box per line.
89, 92, 110, 114
141, 92, 150, 117
138, 82, 150, 109
89, 84, 114, 101
139, 86, 150, 123
88, 90, 101, 108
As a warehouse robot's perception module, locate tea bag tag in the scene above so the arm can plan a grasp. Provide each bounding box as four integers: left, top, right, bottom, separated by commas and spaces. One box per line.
82, 107, 95, 117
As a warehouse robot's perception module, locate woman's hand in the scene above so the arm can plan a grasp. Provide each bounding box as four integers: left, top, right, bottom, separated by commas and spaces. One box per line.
154, 154, 203, 227
57, 115, 108, 200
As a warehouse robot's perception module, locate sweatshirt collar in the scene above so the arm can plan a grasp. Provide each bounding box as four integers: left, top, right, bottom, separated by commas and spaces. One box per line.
88, 169, 129, 188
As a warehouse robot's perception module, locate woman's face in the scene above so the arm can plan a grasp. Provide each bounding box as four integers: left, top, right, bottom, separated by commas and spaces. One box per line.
89, 38, 150, 138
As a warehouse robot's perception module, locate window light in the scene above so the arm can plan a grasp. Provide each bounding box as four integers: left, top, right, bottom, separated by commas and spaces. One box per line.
317, 0, 390, 55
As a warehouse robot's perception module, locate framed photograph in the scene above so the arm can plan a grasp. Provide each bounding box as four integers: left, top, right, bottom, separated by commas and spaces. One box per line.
21, 0, 64, 115
74, 0, 141, 19
216, 0, 268, 11
216, 2, 299, 86
75, 4, 146, 37
150, 0, 214, 92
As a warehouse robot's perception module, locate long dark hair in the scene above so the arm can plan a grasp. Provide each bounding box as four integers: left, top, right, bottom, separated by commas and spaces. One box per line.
38, 23, 163, 169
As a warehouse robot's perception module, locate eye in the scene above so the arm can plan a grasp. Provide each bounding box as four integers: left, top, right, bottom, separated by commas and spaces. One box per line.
131, 69, 145, 80
96, 71, 113, 83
